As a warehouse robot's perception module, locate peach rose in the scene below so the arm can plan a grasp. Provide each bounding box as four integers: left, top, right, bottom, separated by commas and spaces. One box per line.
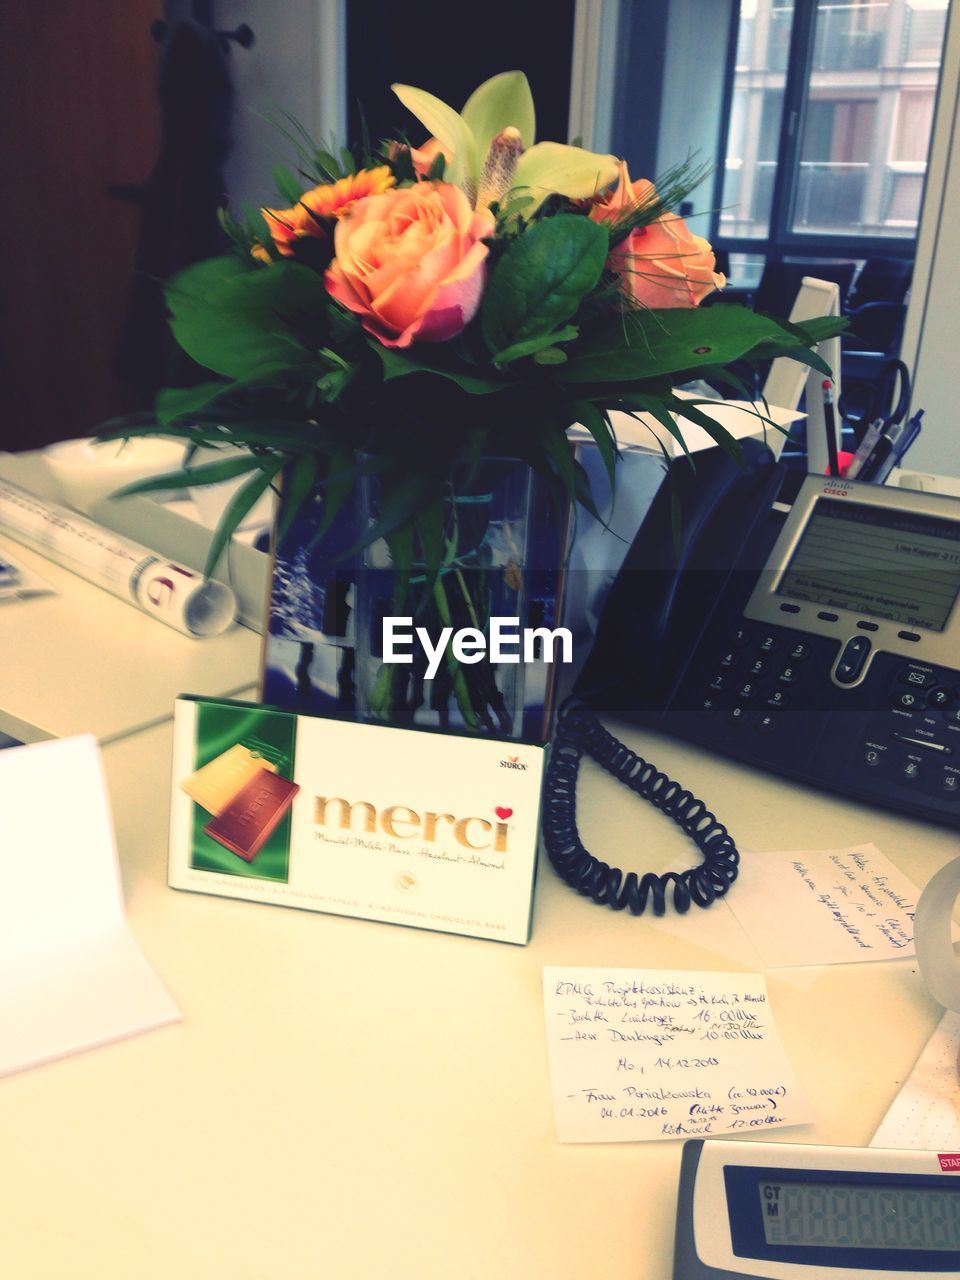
325, 181, 494, 348
590, 161, 724, 308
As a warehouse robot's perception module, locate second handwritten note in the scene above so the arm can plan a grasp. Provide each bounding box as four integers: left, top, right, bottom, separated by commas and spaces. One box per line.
542, 967, 811, 1143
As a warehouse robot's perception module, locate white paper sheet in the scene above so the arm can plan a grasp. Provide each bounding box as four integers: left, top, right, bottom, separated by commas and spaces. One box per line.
607, 393, 804, 457
0, 735, 179, 1077
871, 1012, 960, 1150
542, 967, 812, 1143
726, 844, 922, 968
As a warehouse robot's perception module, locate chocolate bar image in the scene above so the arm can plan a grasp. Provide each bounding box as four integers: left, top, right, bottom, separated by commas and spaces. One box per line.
180, 743, 278, 816
203, 768, 300, 862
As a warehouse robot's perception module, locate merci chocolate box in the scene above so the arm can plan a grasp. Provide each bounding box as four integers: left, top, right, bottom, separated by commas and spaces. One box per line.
169, 696, 545, 944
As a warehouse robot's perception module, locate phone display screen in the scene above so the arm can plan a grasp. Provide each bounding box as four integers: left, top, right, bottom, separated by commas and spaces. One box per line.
776, 498, 960, 632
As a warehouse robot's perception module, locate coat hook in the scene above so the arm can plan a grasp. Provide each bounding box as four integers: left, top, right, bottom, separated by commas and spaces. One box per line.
219, 24, 255, 49
149, 20, 254, 50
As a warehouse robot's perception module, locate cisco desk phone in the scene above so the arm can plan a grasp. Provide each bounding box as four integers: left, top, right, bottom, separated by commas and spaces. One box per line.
577, 443, 960, 830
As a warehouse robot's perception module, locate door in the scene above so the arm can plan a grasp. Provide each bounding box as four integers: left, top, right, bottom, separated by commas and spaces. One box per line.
0, 2, 161, 451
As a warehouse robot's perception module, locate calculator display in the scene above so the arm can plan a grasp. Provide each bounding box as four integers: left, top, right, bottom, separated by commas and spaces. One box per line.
759, 1179, 960, 1252
776, 498, 960, 632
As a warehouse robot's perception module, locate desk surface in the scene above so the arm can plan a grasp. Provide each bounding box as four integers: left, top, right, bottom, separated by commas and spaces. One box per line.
0, 715, 954, 1280
0, 533, 261, 744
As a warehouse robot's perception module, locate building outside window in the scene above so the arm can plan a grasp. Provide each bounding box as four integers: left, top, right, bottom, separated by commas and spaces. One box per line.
715, 0, 950, 286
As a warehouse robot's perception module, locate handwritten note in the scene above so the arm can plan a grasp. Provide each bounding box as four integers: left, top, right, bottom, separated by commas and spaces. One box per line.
725, 843, 922, 968
542, 967, 811, 1143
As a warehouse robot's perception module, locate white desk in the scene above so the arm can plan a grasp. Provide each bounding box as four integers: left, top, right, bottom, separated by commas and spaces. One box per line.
0, 451, 264, 744
0, 533, 261, 744
0, 711, 955, 1279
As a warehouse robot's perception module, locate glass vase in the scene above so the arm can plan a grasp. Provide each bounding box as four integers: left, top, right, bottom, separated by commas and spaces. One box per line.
355, 459, 547, 741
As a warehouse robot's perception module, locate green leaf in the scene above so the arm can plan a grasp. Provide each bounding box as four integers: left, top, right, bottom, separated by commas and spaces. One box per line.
391, 83, 478, 191
491, 325, 578, 366
274, 163, 304, 205
530, 420, 599, 518
375, 344, 508, 395
349, 471, 446, 558
573, 400, 618, 490
562, 307, 811, 384
155, 381, 231, 425
481, 216, 608, 355
205, 461, 283, 578
165, 260, 328, 380
667, 397, 743, 464
277, 453, 319, 541
535, 345, 570, 366
510, 141, 619, 213
461, 70, 536, 156
110, 453, 267, 499
413, 498, 446, 602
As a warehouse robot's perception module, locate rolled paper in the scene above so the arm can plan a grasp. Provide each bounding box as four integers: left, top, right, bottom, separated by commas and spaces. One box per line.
0, 478, 236, 638
914, 856, 960, 1015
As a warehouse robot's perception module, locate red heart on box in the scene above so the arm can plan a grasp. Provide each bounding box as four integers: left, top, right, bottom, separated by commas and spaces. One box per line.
495, 806, 513, 820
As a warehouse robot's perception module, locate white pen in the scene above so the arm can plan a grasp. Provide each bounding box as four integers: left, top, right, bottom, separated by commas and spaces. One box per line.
845, 416, 887, 480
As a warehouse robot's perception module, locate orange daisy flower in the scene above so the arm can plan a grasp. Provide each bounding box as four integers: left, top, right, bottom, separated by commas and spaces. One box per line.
261, 167, 396, 258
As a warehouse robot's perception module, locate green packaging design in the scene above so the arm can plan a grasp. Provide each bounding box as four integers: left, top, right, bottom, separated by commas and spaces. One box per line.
169, 697, 546, 944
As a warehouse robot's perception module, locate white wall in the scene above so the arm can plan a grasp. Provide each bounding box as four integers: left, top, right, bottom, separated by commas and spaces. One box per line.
215, 0, 345, 215
900, 0, 960, 476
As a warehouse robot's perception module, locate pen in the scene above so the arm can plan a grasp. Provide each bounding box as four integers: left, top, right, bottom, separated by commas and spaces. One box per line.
822, 380, 840, 477
859, 434, 893, 483
846, 416, 886, 480
870, 414, 923, 485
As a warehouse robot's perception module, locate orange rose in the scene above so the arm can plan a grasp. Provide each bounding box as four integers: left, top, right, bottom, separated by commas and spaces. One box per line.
325, 181, 494, 348
590, 161, 724, 308
261, 167, 395, 258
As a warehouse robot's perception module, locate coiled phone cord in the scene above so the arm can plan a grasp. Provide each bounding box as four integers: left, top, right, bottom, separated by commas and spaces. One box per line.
542, 700, 741, 916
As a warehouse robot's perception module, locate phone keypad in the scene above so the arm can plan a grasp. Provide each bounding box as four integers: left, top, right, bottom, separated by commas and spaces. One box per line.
695, 632, 960, 804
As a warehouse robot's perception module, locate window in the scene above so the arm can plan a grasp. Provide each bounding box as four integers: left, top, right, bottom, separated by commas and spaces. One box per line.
713, 0, 949, 277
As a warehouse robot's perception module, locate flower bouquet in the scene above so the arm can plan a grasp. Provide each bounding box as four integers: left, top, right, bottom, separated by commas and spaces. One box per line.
110, 71, 843, 737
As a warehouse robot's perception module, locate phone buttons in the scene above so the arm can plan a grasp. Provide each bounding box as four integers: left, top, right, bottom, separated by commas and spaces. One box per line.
942, 773, 960, 797
834, 635, 871, 684
708, 674, 730, 692
892, 690, 923, 711
898, 666, 937, 689
777, 666, 799, 685
928, 687, 953, 709
718, 650, 738, 670
901, 759, 922, 782
788, 641, 812, 662
863, 746, 883, 768
758, 635, 778, 654
754, 712, 779, 735
736, 681, 760, 702
725, 705, 749, 726
766, 689, 789, 710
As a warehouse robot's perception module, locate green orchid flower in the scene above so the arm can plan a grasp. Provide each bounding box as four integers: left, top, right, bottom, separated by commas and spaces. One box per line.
392, 70, 619, 213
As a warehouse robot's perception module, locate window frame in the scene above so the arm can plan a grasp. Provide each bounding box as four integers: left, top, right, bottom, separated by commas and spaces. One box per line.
710, 0, 939, 263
